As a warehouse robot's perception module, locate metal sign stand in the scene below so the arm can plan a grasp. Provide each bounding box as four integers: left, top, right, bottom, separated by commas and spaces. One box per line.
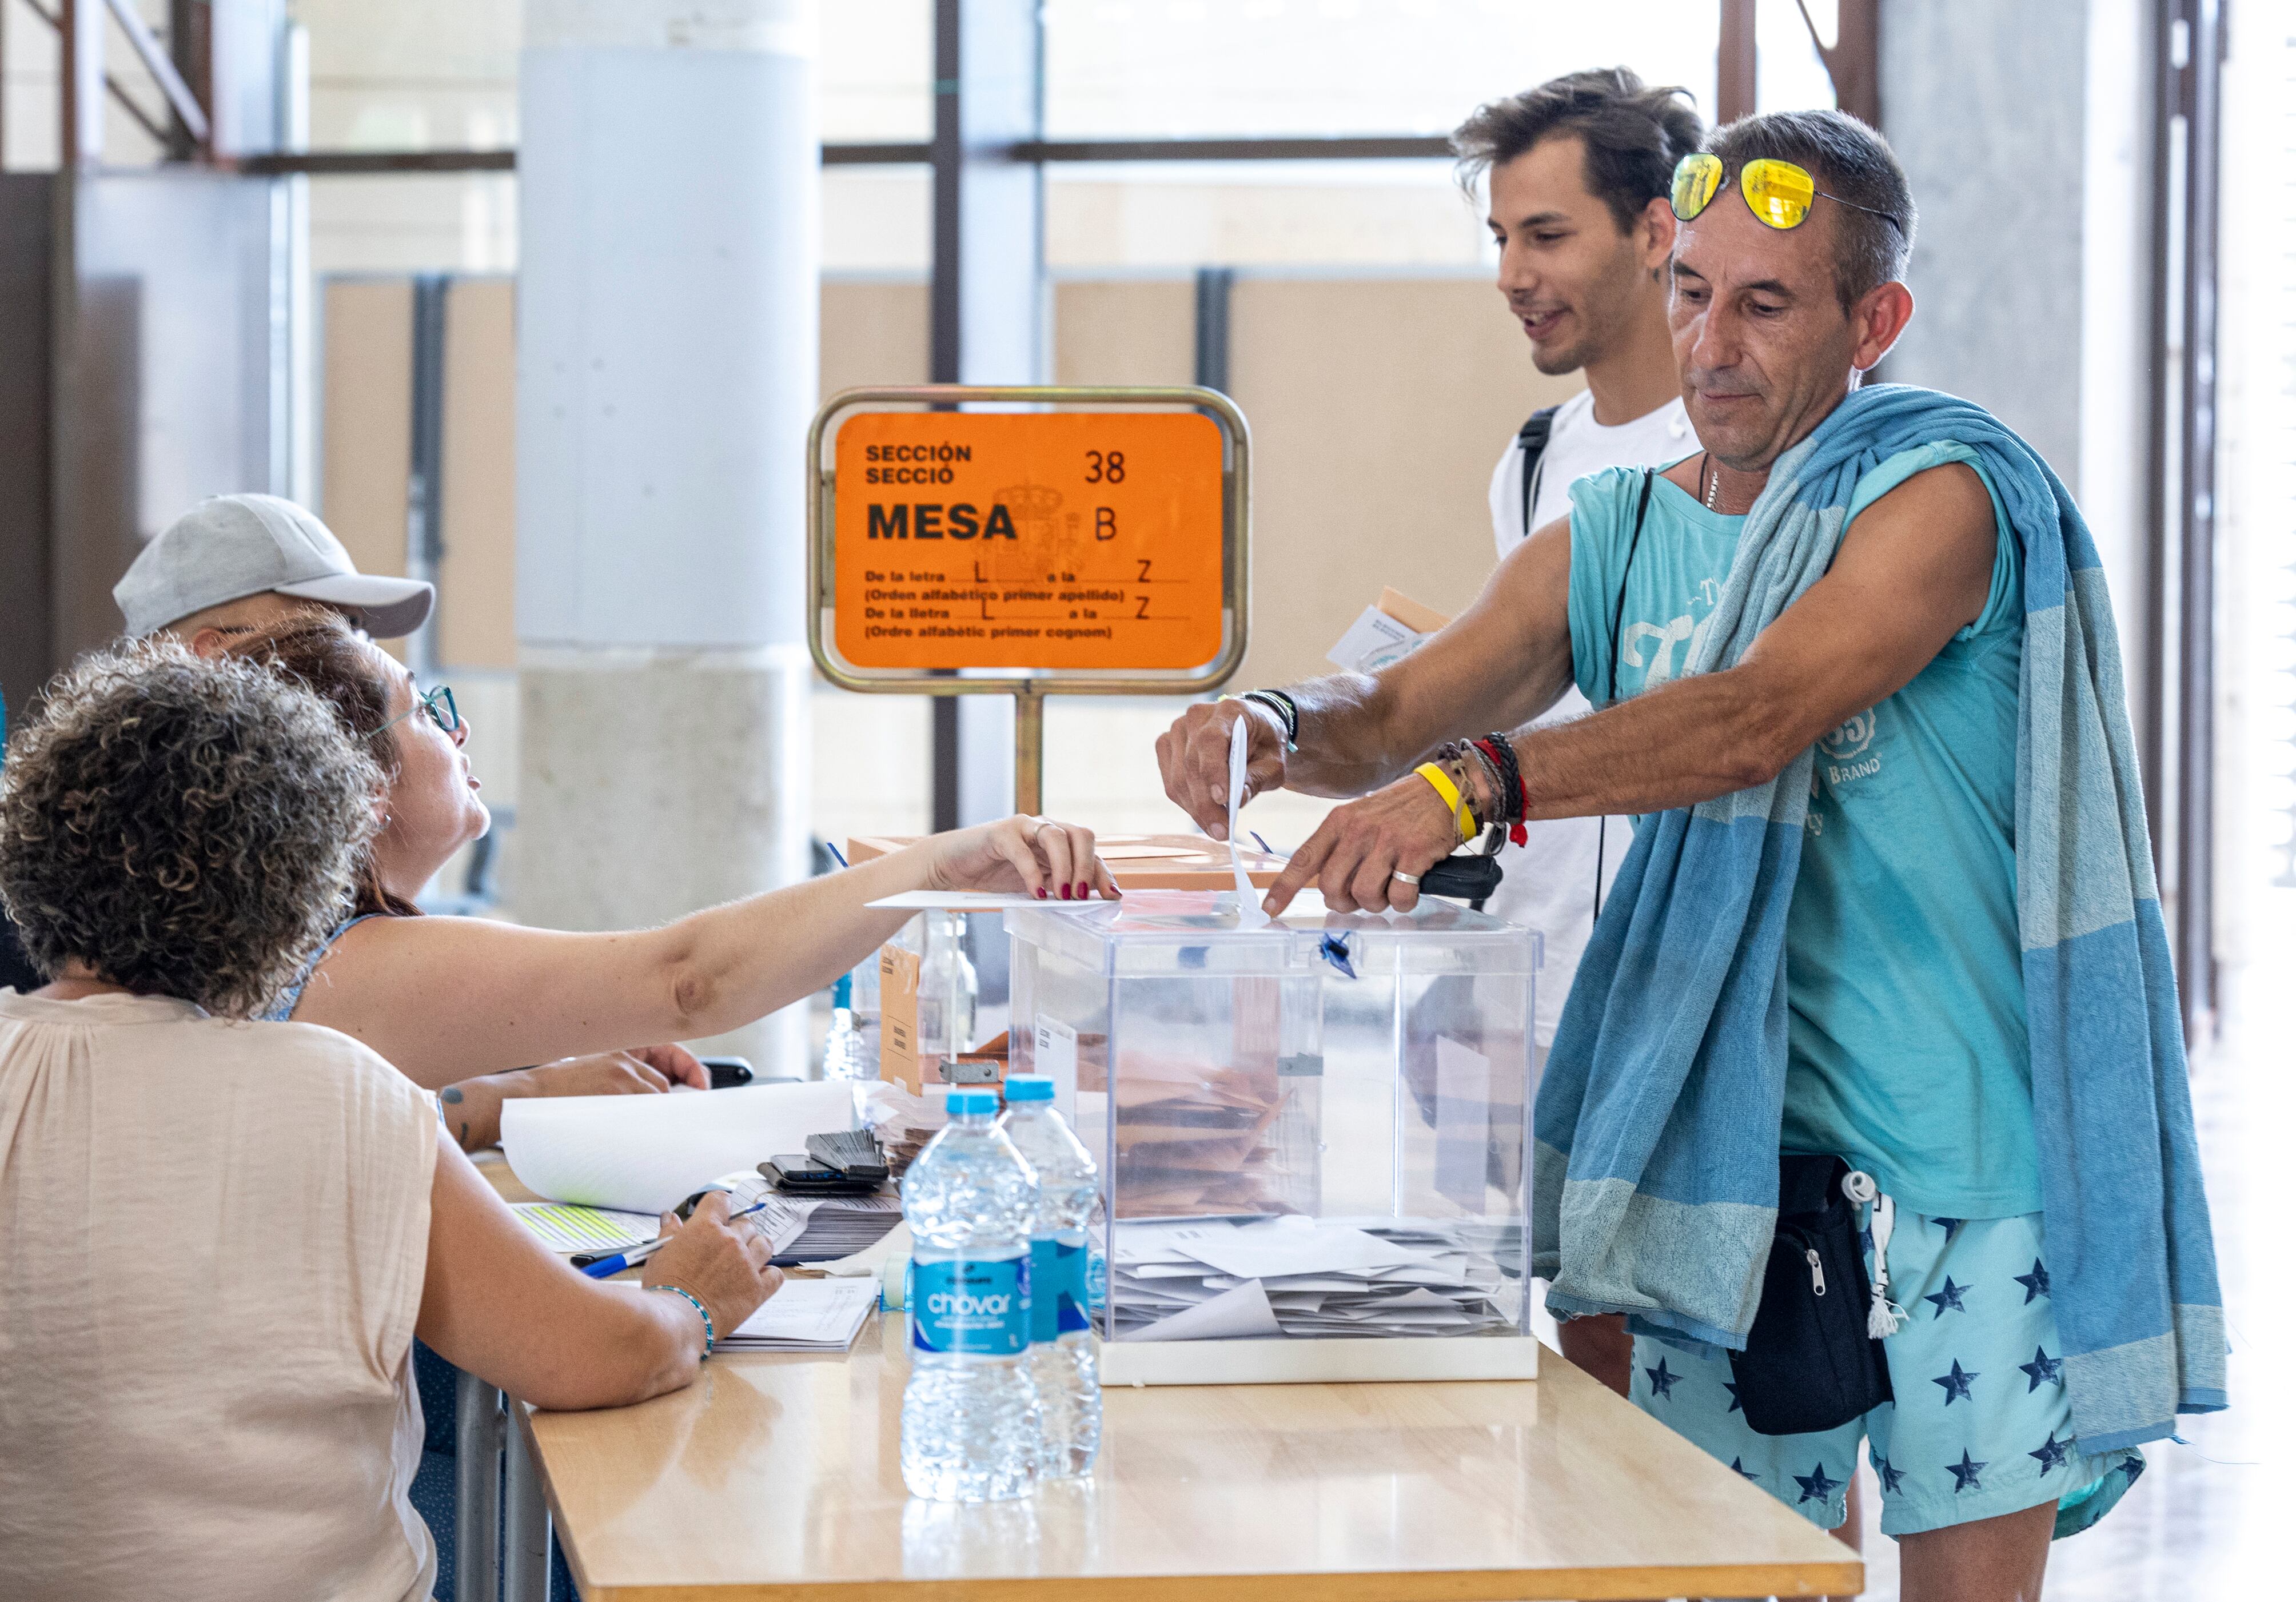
807, 385, 1252, 816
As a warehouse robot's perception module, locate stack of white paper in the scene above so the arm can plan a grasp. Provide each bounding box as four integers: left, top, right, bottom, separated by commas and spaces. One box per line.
499, 1081, 857, 1214
689, 1169, 904, 1261
784, 1192, 904, 1260
719, 1277, 880, 1352
1108, 1217, 1516, 1342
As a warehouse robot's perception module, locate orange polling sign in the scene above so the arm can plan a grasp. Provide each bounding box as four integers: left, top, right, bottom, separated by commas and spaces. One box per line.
831, 411, 1226, 672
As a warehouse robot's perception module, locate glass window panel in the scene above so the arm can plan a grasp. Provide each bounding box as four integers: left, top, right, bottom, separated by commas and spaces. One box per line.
1047, 160, 1486, 270
309, 173, 517, 274
824, 169, 932, 272
292, 0, 519, 152
1045, 0, 1720, 140
289, 0, 928, 152
1756, 0, 1840, 115
820, 0, 932, 142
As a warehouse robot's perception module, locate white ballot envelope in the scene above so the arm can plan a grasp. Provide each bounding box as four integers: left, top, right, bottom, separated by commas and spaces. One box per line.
1325, 588, 1452, 674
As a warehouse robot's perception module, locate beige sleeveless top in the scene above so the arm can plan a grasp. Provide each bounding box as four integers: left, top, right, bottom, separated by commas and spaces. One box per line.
0, 990, 440, 1601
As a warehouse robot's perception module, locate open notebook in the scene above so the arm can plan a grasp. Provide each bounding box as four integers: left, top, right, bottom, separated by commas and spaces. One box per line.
720, 1277, 880, 1353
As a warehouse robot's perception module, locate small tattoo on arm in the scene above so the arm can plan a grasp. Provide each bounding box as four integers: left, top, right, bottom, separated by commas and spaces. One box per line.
441, 1086, 464, 1103
457, 1121, 471, 1147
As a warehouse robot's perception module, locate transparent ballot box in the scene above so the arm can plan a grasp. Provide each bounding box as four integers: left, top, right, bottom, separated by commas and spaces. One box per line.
1006, 892, 1541, 1384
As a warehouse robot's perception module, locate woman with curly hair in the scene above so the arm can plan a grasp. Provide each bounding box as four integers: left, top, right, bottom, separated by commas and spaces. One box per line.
0, 643, 782, 1602
222, 614, 1115, 1111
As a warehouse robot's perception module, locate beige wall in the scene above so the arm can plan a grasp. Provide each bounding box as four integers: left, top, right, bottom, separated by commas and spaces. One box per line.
438, 277, 517, 669
1053, 279, 1194, 386
320, 278, 416, 660
1227, 277, 1581, 688
820, 279, 930, 394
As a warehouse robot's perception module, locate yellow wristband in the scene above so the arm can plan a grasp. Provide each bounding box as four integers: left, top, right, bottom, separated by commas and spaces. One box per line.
1413, 762, 1478, 846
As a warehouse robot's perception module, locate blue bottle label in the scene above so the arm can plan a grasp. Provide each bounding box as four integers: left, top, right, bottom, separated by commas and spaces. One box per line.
1030, 1236, 1093, 1341
910, 1256, 1030, 1356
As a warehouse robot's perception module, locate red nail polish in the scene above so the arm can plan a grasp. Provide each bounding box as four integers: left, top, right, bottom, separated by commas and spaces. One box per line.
1037, 887, 1048, 899
1059, 884, 1073, 900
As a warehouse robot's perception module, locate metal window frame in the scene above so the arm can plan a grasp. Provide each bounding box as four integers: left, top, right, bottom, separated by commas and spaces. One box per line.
2145, 0, 2225, 1041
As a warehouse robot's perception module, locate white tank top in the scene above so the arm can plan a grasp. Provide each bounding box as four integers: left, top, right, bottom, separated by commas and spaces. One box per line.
0, 990, 440, 1601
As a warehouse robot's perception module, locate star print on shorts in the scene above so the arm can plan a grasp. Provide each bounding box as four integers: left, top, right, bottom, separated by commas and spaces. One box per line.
1617, 1205, 2144, 1538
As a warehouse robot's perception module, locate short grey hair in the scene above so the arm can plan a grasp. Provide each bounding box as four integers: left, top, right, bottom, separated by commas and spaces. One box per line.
1706, 109, 1916, 312
0, 641, 382, 1019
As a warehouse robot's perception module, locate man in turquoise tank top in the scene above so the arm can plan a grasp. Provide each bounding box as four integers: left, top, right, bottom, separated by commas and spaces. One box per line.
1164, 109, 2221, 1600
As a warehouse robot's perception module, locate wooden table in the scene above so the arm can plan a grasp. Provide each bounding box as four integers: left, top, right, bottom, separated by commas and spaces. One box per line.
513, 1310, 1861, 1601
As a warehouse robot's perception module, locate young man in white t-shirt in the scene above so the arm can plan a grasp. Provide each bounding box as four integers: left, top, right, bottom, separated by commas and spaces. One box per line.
1465, 70, 1700, 1067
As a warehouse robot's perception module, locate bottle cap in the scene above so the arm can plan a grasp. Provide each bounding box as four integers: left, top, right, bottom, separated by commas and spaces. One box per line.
831, 971, 852, 1008
944, 1088, 999, 1116
1002, 1074, 1054, 1102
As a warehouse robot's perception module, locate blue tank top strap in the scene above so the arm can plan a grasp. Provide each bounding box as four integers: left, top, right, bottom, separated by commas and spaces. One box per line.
261, 912, 390, 1022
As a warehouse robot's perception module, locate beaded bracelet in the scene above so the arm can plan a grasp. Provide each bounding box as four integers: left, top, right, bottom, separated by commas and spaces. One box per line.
650, 1284, 714, 1358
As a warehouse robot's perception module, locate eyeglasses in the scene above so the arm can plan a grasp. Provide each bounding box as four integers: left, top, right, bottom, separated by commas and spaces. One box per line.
368, 683, 461, 740
1670, 152, 1905, 236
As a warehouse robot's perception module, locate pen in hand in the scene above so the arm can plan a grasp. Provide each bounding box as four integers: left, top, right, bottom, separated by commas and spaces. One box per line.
575, 1197, 776, 1278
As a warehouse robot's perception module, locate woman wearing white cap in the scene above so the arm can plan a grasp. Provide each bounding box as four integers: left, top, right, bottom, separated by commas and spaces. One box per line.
110, 492, 758, 1121
113, 492, 440, 644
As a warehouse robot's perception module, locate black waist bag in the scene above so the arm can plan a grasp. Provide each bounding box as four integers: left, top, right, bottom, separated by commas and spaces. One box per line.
1727, 1155, 1892, 1436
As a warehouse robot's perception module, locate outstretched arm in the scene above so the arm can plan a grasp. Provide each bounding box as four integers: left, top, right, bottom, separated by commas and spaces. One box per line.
292, 818, 1113, 1089
1157, 514, 1578, 836
1263, 462, 1999, 914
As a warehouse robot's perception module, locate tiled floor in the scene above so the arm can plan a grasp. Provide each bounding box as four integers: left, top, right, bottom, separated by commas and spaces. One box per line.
1840, 892, 2293, 1600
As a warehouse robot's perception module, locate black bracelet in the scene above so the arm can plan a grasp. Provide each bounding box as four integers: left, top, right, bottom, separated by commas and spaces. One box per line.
1461, 742, 1505, 824
1240, 689, 1301, 750
1482, 734, 1526, 825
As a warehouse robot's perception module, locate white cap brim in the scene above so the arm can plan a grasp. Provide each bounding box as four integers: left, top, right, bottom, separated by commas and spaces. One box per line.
274, 573, 435, 639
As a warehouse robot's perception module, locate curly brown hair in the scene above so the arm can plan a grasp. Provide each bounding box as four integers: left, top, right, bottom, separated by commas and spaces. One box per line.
0, 641, 382, 1018
225, 616, 420, 920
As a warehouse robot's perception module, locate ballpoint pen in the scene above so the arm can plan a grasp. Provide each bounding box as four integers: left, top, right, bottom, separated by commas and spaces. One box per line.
577, 1197, 776, 1278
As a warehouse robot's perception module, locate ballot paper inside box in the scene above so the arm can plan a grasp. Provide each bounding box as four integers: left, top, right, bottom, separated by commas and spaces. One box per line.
1005, 891, 1541, 1384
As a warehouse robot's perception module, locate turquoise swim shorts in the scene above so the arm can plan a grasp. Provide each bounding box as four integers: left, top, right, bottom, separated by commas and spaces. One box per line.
1627, 1208, 2144, 1539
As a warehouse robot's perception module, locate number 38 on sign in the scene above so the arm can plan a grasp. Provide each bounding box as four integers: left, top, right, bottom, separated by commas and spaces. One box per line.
830, 410, 1227, 673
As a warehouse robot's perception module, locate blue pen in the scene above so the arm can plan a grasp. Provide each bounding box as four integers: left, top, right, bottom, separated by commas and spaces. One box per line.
577, 1197, 776, 1277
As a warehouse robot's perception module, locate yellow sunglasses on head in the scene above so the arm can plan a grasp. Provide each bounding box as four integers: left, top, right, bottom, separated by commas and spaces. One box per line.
1670, 152, 1905, 234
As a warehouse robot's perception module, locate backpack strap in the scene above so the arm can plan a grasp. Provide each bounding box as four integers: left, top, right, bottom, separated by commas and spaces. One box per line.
1516, 404, 1562, 541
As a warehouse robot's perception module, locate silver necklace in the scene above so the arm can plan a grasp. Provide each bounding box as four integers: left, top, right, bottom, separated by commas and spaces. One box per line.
1703, 453, 1722, 511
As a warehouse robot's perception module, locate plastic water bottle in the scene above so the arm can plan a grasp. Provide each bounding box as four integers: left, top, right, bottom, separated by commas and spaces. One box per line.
900, 1087, 1040, 1501
916, 911, 979, 1069
821, 973, 872, 1081
999, 1075, 1102, 1478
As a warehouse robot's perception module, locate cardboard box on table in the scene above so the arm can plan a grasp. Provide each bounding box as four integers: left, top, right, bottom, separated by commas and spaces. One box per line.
1006, 890, 1541, 1385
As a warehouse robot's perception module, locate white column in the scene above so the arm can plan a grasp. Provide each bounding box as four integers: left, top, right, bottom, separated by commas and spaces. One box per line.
517, 0, 819, 1073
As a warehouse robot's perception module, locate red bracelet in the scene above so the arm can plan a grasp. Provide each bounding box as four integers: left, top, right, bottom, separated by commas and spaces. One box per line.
1473, 737, 1530, 846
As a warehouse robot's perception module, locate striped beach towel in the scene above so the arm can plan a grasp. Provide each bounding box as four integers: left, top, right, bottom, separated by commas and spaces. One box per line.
1532, 383, 2225, 1453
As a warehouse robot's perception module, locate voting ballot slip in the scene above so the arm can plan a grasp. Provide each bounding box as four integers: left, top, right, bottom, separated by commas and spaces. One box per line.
1107, 1217, 1517, 1344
